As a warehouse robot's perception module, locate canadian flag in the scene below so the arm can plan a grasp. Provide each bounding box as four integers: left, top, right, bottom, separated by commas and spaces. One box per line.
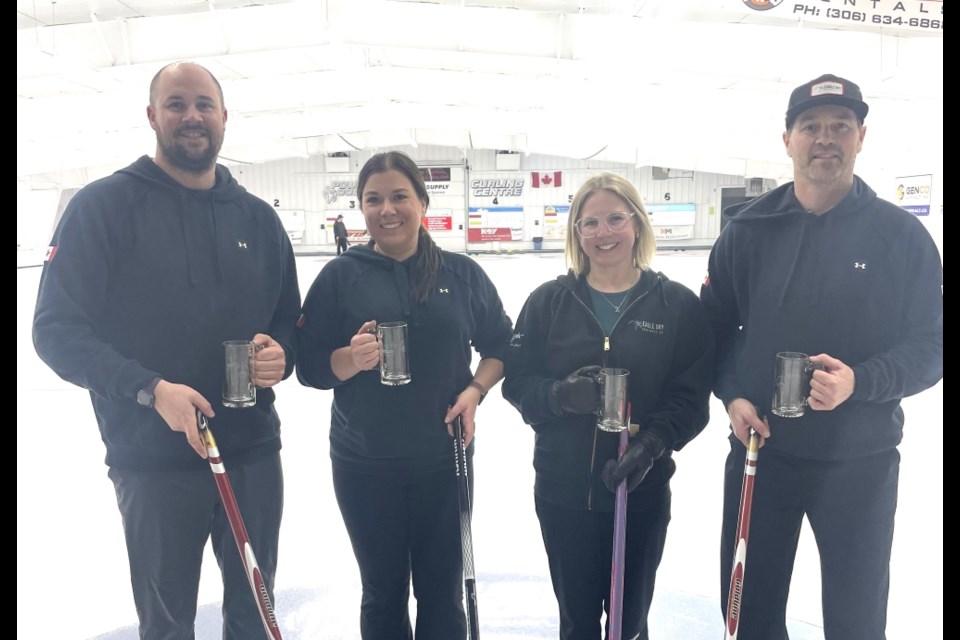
531, 171, 562, 188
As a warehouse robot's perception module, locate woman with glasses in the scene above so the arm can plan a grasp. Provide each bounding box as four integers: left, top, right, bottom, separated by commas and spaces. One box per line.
502, 172, 714, 640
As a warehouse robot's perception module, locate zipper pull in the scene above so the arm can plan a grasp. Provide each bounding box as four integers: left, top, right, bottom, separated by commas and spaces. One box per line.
604, 336, 610, 352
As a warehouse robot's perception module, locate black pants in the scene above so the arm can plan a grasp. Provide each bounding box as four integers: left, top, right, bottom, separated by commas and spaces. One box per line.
109, 453, 283, 640
720, 439, 899, 640
333, 464, 469, 640
336, 237, 349, 255
536, 492, 671, 640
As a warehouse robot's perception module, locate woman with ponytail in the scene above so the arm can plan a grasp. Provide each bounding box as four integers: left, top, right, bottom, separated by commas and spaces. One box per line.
297, 150, 512, 639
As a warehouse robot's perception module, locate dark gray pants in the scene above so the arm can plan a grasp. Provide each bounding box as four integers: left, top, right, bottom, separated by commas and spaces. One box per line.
536, 492, 671, 640
720, 440, 899, 640
109, 452, 283, 640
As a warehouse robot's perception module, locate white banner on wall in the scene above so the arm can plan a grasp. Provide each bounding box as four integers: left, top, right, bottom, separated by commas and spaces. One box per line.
894, 174, 933, 216
543, 205, 570, 240
647, 203, 696, 240
276, 209, 305, 244
731, 0, 942, 34
468, 207, 524, 242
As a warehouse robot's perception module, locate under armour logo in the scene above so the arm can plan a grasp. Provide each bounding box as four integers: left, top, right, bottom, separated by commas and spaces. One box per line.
438, 288, 450, 294
237, 241, 248, 249
853, 262, 867, 270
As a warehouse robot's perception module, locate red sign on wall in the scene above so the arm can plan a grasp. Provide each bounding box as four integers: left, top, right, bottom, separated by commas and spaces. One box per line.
424, 215, 453, 231
468, 227, 514, 242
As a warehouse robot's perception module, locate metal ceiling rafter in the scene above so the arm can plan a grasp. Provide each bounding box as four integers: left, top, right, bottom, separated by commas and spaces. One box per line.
114, 15, 132, 67
89, 12, 115, 66
338, 133, 363, 151
14, 0, 943, 182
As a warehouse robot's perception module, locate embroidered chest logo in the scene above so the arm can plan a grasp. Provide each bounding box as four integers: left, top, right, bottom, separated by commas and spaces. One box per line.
237, 241, 248, 250
853, 262, 867, 270
509, 331, 523, 348
437, 288, 450, 294
629, 319, 665, 335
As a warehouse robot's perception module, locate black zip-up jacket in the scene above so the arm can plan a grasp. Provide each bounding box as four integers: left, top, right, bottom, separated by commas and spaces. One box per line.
502, 269, 714, 512
700, 176, 943, 460
296, 245, 513, 474
32, 156, 301, 471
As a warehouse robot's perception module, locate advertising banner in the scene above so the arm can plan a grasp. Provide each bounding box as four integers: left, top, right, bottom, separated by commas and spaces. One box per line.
543, 205, 570, 240
733, 0, 941, 34
421, 167, 453, 194
647, 203, 696, 240
468, 207, 524, 242
894, 174, 933, 216
423, 208, 454, 231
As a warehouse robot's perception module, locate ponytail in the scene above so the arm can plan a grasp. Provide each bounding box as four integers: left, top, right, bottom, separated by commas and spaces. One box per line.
411, 227, 443, 305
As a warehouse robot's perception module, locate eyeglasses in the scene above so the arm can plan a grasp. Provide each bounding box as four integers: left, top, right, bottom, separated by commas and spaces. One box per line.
574, 211, 637, 238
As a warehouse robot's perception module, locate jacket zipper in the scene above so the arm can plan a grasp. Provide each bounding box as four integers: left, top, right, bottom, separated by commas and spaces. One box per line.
571, 285, 654, 511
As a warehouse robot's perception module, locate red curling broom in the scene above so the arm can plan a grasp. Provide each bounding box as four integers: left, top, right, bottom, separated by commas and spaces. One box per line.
197, 410, 283, 640
724, 429, 760, 640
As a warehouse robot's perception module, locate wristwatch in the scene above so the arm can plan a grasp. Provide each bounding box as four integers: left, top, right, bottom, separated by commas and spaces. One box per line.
136, 377, 162, 409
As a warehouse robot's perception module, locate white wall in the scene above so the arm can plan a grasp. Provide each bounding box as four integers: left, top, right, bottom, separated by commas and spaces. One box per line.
17, 145, 943, 260
232, 145, 749, 253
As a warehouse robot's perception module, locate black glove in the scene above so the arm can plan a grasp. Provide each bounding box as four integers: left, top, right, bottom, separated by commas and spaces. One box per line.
601, 431, 667, 493
548, 365, 602, 416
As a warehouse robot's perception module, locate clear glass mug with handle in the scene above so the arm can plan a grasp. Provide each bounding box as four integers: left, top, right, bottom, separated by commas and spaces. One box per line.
597, 368, 629, 432
377, 321, 411, 386
222, 340, 256, 408
771, 352, 825, 418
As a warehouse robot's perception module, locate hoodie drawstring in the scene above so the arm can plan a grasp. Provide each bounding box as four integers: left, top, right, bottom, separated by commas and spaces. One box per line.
208, 194, 224, 286
177, 192, 199, 286
778, 220, 808, 308
178, 191, 224, 287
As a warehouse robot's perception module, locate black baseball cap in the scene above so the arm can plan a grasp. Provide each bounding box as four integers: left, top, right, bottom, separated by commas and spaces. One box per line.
785, 74, 869, 130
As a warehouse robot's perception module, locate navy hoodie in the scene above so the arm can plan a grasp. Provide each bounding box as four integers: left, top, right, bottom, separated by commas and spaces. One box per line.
296, 244, 513, 474
700, 176, 943, 460
33, 156, 301, 471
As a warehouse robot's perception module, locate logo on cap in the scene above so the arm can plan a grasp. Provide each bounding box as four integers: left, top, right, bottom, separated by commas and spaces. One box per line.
810, 81, 845, 98
785, 74, 868, 130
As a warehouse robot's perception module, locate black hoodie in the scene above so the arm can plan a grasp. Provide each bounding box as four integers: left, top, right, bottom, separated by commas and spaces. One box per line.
33, 156, 301, 471
296, 245, 513, 474
502, 269, 714, 512
700, 176, 943, 460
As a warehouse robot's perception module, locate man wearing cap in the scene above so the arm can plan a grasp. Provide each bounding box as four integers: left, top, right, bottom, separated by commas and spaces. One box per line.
701, 74, 942, 637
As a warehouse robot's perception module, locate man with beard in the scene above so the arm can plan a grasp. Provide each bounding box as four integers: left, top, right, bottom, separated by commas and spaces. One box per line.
701, 74, 943, 638
33, 62, 301, 638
